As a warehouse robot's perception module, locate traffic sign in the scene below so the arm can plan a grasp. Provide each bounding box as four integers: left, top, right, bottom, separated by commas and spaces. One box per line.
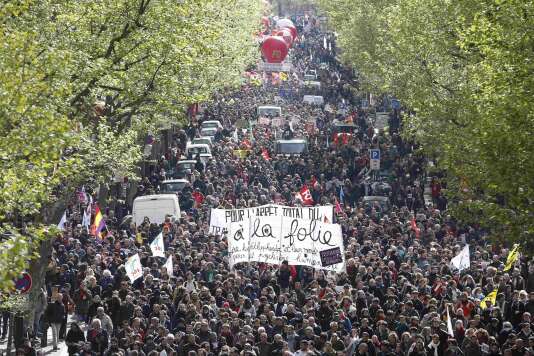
370, 149, 380, 170
14, 272, 32, 294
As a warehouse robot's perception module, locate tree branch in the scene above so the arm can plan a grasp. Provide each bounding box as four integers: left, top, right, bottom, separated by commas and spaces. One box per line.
97, 85, 124, 92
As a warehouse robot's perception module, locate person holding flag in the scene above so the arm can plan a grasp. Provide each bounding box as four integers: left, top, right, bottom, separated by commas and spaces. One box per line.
410, 217, 421, 239
297, 185, 314, 206
57, 210, 68, 231
90, 204, 106, 239
339, 186, 345, 205
480, 289, 498, 310
261, 148, 270, 161
82, 195, 93, 232
503, 244, 520, 272
150, 232, 165, 258
450, 244, 470, 272
164, 256, 173, 277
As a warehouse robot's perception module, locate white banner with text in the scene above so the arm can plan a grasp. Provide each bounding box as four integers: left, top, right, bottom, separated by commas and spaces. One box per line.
209, 204, 334, 236
227, 215, 345, 272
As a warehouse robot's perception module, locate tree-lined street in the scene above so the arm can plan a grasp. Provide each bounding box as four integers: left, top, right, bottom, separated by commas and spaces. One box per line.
0, 1, 532, 355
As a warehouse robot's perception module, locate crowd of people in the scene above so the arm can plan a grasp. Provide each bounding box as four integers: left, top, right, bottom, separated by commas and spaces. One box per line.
7, 12, 534, 356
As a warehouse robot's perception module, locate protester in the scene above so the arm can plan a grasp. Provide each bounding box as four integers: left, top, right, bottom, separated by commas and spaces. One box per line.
14, 12, 529, 356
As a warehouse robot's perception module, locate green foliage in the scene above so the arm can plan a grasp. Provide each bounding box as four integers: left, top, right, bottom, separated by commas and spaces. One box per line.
0, 0, 263, 291
0, 226, 48, 293
319, 0, 534, 251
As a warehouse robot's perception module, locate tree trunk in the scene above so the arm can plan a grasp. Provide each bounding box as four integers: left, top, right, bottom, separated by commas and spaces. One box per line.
26, 197, 69, 341
6, 312, 13, 356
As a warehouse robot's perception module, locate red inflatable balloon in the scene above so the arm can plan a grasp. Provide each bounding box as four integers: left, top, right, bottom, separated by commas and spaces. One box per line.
279, 24, 297, 41
276, 18, 294, 28
261, 36, 288, 63
273, 29, 293, 47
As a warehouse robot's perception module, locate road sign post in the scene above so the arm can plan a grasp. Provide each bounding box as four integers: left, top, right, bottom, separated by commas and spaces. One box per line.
370, 149, 380, 170
14, 272, 32, 294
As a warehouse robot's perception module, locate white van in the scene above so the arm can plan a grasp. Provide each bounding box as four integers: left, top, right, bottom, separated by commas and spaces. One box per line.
132, 194, 181, 226
257, 105, 282, 117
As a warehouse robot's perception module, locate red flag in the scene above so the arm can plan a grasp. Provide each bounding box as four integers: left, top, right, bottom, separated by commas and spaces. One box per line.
310, 176, 318, 188
241, 139, 252, 149
299, 185, 314, 206
433, 280, 444, 296
289, 265, 297, 279
411, 217, 421, 239
333, 133, 349, 146
335, 198, 343, 215
192, 191, 204, 208
261, 148, 270, 160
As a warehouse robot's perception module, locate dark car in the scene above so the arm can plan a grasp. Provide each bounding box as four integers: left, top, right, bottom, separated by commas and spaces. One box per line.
275, 139, 308, 155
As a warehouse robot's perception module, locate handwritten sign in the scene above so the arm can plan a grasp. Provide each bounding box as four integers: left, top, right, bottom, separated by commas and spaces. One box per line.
320, 247, 343, 267
210, 204, 334, 236
271, 118, 284, 127
227, 215, 344, 272
125, 254, 143, 282
258, 117, 271, 125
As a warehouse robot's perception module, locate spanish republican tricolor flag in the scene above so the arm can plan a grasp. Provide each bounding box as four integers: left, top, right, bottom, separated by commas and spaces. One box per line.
90, 205, 106, 239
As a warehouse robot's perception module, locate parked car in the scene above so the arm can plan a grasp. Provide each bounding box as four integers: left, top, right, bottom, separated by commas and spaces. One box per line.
185, 143, 211, 157
303, 95, 324, 105
199, 127, 218, 140
303, 70, 317, 81
192, 136, 213, 146
201, 120, 223, 130
362, 196, 391, 213
175, 160, 197, 178
257, 105, 282, 117
160, 179, 189, 194
274, 139, 308, 155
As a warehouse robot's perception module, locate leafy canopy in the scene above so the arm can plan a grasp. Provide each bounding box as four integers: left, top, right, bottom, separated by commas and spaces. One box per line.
0, 0, 263, 291
319, 0, 534, 250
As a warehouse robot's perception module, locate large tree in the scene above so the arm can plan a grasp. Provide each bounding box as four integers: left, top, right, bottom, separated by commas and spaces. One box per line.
318, 0, 534, 250
0, 0, 263, 292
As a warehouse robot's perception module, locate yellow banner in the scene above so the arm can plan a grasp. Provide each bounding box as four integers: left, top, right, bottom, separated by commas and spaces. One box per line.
233, 149, 250, 159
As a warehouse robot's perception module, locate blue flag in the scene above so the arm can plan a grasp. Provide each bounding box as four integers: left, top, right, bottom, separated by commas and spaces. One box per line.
339, 186, 345, 204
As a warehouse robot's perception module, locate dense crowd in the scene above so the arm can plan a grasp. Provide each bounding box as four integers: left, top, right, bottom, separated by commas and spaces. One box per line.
8, 13, 534, 356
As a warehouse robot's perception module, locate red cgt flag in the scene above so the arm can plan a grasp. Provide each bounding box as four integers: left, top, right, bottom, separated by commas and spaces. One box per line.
411, 217, 421, 239
299, 185, 314, 206
261, 148, 270, 161
335, 197, 343, 215
241, 139, 252, 150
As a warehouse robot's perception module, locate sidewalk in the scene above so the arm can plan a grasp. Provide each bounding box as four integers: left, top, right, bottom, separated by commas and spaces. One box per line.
0, 317, 76, 356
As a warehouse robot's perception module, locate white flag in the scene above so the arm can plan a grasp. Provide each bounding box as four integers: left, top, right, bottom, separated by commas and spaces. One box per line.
450, 244, 470, 272
82, 195, 93, 232
125, 254, 143, 282
446, 305, 454, 337
150, 232, 165, 258
164, 256, 173, 277
57, 210, 67, 231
